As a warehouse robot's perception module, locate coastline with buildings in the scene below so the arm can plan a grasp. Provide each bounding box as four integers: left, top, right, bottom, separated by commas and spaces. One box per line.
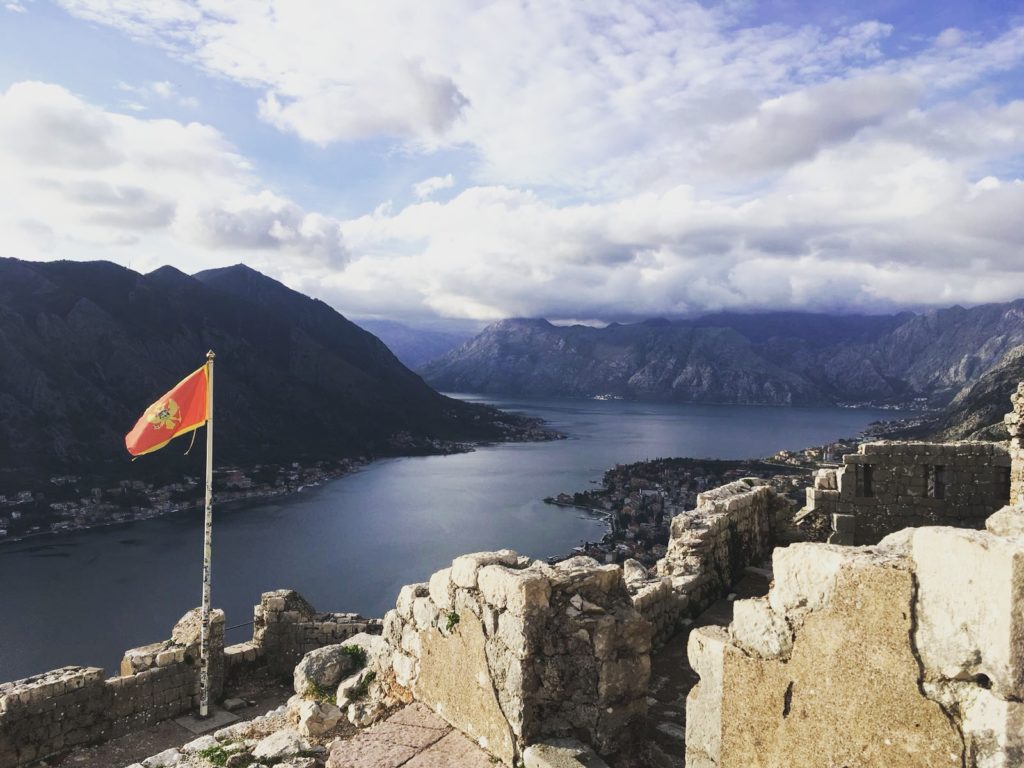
0, 420, 560, 545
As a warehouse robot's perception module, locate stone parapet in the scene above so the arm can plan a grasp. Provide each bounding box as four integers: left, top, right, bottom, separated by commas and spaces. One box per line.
253, 590, 381, 677
374, 550, 651, 765
802, 441, 1011, 545
626, 478, 784, 649
0, 589, 378, 768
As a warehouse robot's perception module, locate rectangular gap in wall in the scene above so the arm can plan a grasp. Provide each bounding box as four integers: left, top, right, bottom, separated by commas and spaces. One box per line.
855, 464, 874, 497
926, 464, 945, 500
1001, 466, 1011, 503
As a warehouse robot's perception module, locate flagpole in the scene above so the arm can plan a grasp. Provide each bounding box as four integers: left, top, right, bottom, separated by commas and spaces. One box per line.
199, 350, 215, 718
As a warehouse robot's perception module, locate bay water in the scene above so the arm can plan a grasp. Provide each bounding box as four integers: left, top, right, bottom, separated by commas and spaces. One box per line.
0, 396, 899, 681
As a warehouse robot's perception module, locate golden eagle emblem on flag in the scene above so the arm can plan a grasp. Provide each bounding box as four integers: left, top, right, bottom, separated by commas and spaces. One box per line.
145, 399, 182, 431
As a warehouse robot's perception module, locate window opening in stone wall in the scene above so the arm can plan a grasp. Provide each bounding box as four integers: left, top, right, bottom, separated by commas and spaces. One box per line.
926, 464, 945, 499
1001, 466, 1011, 503
855, 464, 874, 497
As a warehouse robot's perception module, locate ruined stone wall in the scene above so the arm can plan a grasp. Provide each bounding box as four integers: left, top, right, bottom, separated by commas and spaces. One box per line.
685, 514, 1024, 768
374, 550, 652, 765
0, 590, 376, 768
0, 610, 224, 768
1004, 382, 1024, 503
251, 589, 380, 677
627, 479, 783, 649
803, 441, 1010, 545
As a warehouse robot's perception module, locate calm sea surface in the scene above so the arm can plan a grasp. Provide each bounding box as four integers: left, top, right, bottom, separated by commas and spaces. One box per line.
0, 396, 901, 681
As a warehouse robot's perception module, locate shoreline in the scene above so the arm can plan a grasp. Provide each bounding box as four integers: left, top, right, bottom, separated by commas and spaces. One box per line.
0, 428, 566, 548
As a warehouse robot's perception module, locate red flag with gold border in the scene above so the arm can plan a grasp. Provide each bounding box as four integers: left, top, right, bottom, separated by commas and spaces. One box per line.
125, 365, 209, 457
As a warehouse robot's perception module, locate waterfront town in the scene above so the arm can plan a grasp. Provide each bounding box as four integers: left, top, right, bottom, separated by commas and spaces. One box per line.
0, 416, 898, 548
545, 437, 866, 567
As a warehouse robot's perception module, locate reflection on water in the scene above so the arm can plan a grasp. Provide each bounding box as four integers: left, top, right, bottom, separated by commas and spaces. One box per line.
0, 396, 900, 681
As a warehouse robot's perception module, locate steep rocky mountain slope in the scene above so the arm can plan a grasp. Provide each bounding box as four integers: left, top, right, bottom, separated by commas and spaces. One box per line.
935, 345, 1024, 440
0, 259, 533, 485
422, 303, 1024, 409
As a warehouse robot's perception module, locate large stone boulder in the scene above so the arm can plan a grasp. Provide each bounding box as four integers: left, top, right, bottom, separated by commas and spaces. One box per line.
252, 729, 310, 762
293, 644, 363, 696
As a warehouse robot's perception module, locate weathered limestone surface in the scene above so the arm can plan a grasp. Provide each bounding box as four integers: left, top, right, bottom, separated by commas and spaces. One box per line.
913, 527, 1024, 700
804, 441, 1010, 544
686, 521, 1024, 768
415, 608, 516, 762
372, 551, 651, 764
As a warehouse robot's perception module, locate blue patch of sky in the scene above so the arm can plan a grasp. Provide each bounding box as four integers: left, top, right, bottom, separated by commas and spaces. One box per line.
0, 2, 477, 217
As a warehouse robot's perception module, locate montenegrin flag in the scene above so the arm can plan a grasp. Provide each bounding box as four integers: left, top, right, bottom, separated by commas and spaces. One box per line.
125, 364, 210, 457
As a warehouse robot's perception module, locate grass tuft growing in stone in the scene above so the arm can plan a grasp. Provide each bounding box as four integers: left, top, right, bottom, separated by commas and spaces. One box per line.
348, 670, 376, 701
305, 679, 336, 703
445, 611, 460, 632
340, 644, 368, 668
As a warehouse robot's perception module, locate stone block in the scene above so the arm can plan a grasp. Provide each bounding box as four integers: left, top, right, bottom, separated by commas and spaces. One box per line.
925, 681, 1024, 768
685, 626, 728, 768
451, 550, 519, 589
768, 544, 852, 621
987, 505, 1024, 537
428, 568, 454, 611
293, 644, 362, 696
397, 583, 428, 620
478, 565, 551, 614
413, 609, 517, 765
412, 598, 438, 631
729, 598, 792, 660
912, 527, 1024, 698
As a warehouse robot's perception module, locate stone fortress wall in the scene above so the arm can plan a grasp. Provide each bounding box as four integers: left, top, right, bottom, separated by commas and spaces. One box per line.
685, 386, 1024, 768
0, 592, 377, 768
685, 514, 1024, 768
803, 440, 1010, 544
629, 477, 786, 649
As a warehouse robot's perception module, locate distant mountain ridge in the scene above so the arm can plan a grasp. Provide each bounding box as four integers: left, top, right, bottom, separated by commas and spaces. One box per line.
421, 304, 1024, 419
355, 319, 471, 369
0, 258, 538, 486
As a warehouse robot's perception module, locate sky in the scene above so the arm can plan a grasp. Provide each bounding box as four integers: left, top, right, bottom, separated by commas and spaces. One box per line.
1, 1, 1023, 330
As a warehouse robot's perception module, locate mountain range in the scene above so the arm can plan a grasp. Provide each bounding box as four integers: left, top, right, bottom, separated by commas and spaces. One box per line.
0, 258, 539, 489
420, 305, 1024, 437
354, 319, 471, 369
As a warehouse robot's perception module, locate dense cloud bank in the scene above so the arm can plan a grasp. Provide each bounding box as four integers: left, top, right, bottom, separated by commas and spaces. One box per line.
4, 2, 1024, 321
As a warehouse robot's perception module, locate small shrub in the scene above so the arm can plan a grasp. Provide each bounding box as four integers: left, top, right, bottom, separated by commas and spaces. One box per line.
198, 745, 233, 767
304, 680, 335, 703
340, 644, 367, 668
445, 611, 460, 632
348, 670, 376, 701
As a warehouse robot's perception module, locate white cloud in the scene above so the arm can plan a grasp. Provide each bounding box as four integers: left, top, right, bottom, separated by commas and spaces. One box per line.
51, 2, 1024, 193
0, 81, 347, 272
412, 174, 454, 199
5, 1, 27, 12
10, 5, 1024, 323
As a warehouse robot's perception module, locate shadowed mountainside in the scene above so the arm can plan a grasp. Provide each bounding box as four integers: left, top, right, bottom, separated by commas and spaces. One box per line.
0, 258, 539, 486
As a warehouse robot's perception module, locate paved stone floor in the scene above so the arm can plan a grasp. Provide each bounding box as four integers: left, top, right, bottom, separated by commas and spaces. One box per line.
325, 703, 495, 768
45, 672, 294, 768
625, 568, 772, 768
